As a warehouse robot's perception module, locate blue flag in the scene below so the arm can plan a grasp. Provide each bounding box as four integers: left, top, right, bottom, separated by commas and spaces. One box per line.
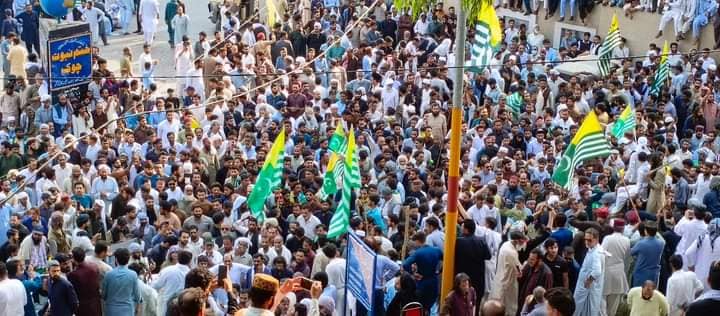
346, 231, 377, 311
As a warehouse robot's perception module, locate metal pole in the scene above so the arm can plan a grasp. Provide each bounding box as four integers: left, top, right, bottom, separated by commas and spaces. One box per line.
440, 7, 466, 306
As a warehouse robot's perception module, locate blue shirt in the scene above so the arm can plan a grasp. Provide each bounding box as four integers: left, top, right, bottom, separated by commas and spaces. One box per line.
374, 255, 400, 290
630, 236, 665, 287
550, 227, 574, 250
102, 266, 142, 315
403, 245, 443, 279
48, 277, 79, 316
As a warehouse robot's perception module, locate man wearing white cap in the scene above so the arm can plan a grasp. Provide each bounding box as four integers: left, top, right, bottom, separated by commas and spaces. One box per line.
34, 95, 53, 128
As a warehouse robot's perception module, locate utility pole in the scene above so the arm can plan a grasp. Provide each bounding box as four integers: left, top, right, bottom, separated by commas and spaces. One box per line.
440, 7, 466, 305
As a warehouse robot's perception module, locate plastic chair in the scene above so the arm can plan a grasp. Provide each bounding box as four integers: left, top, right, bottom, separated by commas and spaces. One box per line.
401, 302, 424, 316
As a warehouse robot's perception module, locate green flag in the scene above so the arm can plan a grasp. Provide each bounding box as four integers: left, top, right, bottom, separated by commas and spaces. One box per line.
552, 112, 611, 188
650, 41, 670, 96
598, 14, 622, 77
506, 91, 523, 119
316, 152, 345, 200
328, 124, 347, 154
246, 128, 285, 222
611, 105, 636, 138
328, 129, 359, 239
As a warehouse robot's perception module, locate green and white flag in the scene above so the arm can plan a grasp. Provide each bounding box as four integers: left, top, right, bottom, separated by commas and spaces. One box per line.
328, 129, 360, 239
598, 14, 622, 77
316, 152, 345, 200
552, 112, 611, 189
650, 41, 670, 96
328, 124, 347, 154
465, 22, 495, 73
611, 105, 636, 138
506, 91, 523, 119
246, 128, 285, 222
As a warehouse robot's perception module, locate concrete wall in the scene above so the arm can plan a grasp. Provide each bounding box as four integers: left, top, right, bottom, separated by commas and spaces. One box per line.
443, 1, 717, 56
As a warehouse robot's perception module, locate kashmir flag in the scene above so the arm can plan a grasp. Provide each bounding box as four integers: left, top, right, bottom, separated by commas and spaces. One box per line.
611, 105, 636, 138
328, 129, 359, 239
246, 128, 285, 222
506, 91, 524, 119
597, 14, 622, 77
266, 0, 280, 27
552, 112, 612, 188
316, 152, 345, 200
346, 231, 377, 311
466, 5, 501, 73
328, 124, 347, 154
650, 41, 670, 96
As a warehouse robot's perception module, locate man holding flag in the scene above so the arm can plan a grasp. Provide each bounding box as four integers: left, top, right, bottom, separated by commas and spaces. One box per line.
247, 128, 286, 222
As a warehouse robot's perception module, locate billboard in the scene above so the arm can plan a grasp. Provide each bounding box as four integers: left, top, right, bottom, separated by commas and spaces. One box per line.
49, 32, 92, 91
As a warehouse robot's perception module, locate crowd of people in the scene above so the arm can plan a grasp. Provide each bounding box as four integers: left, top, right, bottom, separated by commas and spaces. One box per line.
2, 0, 720, 315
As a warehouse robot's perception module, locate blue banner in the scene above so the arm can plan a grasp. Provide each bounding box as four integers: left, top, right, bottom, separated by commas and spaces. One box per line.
49, 33, 92, 90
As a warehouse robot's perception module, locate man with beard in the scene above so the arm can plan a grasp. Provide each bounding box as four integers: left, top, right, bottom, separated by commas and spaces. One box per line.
48, 213, 71, 255
183, 203, 214, 234
67, 247, 102, 316
47, 259, 80, 316
18, 228, 48, 270
92, 165, 119, 217
489, 230, 527, 316
72, 214, 95, 254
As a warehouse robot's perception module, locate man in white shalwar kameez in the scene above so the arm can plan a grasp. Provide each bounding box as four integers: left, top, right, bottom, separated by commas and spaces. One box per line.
175, 42, 194, 96
574, 228, 606, 316
475, 219, 502, 301
489, 230, 526, 316
685, 218, 720, 290
139, 0, 160, 45
674, 206, 707, 269
602, 220, 631, 316
82, 1, 105, 45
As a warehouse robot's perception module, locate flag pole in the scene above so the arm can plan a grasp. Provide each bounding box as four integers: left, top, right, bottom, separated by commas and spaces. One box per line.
344, 235, 349, 316
440, 7, 466, 306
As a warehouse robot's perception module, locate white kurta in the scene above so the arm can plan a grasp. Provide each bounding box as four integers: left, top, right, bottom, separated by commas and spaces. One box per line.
489, 241, 521, 316
684, 234, 720, 290
666, 270, 703, 316
602, 232, 631, 295
574, 245, 606, 316
139, 0, 160, 44
82, 7, 105, 44
674, 217, 707, 268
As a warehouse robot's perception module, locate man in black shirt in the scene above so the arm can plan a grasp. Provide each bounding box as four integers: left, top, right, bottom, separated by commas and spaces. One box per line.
687, 260, 720, 315
543, 238, 570, 289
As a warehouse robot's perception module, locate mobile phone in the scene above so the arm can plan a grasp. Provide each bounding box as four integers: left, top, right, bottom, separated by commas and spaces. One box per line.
217, 265, 227, 283
300, 277, 314, 290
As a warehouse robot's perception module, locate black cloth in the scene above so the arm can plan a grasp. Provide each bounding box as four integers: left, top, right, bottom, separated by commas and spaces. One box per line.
543, 255, 569, 288
455, 234, 491, 301
686, 298, 720, 316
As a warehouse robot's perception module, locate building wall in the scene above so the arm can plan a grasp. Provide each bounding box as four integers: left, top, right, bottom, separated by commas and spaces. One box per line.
443, 1, 717, 57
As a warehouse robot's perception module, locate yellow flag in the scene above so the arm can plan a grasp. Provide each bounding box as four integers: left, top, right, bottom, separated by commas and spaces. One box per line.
660, 40, 669, 64
267, 0, 279, 27
478, 4, 502, 47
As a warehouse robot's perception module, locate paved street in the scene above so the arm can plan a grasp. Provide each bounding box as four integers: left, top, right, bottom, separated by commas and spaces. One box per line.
100, 0, 216, 92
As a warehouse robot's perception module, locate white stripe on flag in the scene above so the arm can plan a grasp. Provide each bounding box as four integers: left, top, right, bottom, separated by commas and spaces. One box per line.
347, 231, 377, 311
